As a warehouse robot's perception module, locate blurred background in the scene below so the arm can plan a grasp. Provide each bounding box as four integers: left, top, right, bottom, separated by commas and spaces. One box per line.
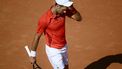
0, 0, 122, 69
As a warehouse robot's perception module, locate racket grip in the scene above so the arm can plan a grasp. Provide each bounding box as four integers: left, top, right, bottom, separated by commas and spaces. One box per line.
25, 45, 31, 57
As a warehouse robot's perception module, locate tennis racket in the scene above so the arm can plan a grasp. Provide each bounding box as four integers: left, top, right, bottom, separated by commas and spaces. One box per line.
25, 45, 42, 69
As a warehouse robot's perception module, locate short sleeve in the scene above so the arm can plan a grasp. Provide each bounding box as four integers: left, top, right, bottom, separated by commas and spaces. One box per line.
36, 15, 47, 34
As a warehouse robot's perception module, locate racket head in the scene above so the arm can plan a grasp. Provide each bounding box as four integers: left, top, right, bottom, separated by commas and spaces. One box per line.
33, 62, 42, 69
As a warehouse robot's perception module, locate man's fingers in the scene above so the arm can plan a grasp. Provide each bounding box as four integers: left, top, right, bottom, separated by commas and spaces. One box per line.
30, 57, 36, 64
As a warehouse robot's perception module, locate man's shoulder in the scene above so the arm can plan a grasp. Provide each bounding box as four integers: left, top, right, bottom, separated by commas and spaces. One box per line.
38, 9, 52, 24
40, 9, 52, 18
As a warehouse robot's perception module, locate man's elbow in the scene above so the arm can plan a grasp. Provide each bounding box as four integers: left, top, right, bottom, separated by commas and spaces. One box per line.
76, 16, 82, 21
72, 12, 82, 21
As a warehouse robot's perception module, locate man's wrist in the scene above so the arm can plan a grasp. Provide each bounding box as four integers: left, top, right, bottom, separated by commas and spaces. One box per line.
30, 50, 37, 57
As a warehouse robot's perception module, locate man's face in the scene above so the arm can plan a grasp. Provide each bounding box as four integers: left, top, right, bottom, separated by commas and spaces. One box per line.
56, 5, 68, 15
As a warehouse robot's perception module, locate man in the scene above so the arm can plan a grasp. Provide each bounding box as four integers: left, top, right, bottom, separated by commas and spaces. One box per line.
29, 0, 81, 69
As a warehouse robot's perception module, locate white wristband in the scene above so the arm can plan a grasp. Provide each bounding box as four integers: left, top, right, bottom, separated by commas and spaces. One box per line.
30, 50, 36, 57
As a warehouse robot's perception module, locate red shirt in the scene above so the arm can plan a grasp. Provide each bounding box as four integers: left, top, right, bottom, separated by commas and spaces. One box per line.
37, 6, 76, 49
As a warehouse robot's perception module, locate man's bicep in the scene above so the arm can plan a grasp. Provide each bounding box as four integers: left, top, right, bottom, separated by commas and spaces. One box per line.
36, 26, 45, 34
36, 21, 47, 34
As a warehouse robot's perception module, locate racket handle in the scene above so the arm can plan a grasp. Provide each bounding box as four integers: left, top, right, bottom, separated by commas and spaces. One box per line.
25, 45, 31, 57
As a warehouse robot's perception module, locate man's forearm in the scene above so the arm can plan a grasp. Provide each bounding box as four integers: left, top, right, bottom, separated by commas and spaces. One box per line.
31, 33, 42, 51
67, 5, 82, 21
71, 12, 81, 21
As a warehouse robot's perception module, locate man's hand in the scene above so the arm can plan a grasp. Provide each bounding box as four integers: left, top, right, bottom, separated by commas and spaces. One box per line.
30, 50, 37, 64
30, 57, 36, 64
66, 5, 82, 21
67, 5, 75, 11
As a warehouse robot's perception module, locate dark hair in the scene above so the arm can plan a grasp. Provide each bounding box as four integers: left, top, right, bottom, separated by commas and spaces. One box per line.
55, 3, 57, 6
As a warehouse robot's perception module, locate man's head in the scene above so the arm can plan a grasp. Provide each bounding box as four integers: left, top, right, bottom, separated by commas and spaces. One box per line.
54, 0, 73, 15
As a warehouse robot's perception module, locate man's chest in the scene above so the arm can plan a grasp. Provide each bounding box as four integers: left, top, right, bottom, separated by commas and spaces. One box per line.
47, 17, 65, 31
